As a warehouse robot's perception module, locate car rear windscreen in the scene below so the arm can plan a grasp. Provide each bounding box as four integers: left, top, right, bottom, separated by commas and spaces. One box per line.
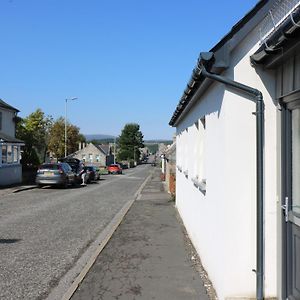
41, 164, 59, 170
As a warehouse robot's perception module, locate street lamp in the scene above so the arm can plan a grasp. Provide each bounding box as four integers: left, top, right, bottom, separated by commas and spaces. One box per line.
114, 137, 116, 164
65, 97, 78, 157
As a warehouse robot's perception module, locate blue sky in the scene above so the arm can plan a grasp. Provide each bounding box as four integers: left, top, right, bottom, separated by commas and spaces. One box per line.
0, 0, 258, 140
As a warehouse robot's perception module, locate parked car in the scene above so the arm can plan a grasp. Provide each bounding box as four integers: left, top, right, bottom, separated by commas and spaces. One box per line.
36, 162, 75, 188
84, 166, 100, 182
107, 164, 122, 174
59, 158, 85, 184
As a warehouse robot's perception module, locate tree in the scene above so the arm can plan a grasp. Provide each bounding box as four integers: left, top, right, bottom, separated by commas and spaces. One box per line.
117, 123, 144, 161
16, 109, 53, 166
48, 117, 86, 158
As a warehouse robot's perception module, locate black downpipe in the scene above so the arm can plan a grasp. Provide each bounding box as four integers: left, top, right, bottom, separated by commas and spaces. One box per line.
198, 53, 265, 300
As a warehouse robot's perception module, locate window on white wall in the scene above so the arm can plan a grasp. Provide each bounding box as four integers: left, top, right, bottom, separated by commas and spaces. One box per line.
7, 145, 13, 163
13, 146, 18, 163
2, 145, 7, 164
197, 116, 206, 180
183, 128, 188, 174
176, 132, 182, 171
189, 116, 207, 193
191, 121, 199, 178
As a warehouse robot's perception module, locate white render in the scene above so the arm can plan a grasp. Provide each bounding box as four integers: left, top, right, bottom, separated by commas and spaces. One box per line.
1, 107, 16, 137
174, 15, 279, 300
0, 102, 24, 186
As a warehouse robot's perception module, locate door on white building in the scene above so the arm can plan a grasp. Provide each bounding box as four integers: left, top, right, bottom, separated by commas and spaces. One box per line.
283, 102, 300, 300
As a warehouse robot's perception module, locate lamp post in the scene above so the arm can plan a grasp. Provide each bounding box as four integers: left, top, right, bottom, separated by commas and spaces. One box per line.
65, 97, 78, 157
114, 137, 116, 164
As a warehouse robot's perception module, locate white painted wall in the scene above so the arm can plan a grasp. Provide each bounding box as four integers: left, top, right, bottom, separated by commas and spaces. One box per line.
175, 19, 278, 300
0, 164, 22, 186
0, 108, 16, 137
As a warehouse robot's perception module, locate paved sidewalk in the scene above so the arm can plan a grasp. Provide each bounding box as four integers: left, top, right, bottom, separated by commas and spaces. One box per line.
71, 168, 210, 300
0, 184, 36, 197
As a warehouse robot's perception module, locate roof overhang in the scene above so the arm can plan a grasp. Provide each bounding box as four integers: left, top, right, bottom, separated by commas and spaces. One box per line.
169, 0, 272, 127
0, 99, 19, 112
0, 132, 24, 145
251, 4, 300, 68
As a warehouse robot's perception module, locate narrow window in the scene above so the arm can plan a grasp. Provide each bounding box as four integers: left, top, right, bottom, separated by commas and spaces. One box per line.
13, 146, 18, 163
7, 145, 12, 163
197, 116, 206, 180
2, 145, 7, 164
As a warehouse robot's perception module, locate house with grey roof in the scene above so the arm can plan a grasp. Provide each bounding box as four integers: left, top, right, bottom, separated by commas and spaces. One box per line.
0, 99, 24, 186
169, 1, 300, 299
67, 142, 114, 167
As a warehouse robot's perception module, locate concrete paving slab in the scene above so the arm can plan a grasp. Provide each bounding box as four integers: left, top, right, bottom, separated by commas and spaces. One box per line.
71, 169, 210, 300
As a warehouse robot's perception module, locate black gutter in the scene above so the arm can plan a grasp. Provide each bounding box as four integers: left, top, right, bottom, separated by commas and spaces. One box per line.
198, 52, 265, 300
251, 4, 300, 66
169, 0, 270, 127
210, 0, 268, 53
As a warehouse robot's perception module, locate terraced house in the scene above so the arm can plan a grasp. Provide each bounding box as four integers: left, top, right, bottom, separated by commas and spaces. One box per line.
0, 99, 24, 186
169, 1, 300, 300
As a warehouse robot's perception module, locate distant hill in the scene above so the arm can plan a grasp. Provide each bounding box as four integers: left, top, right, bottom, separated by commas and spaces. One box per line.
144, 140, 172, 145
85, 134, 116, 142
85, 135, 172, 144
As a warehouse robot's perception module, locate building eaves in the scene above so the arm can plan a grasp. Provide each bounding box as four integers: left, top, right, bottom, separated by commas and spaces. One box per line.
0, 132, 24, 144
169, 0, 269, 127
0, 99, 20, 112
210, 0, 268, 53
250, 4, 300, 68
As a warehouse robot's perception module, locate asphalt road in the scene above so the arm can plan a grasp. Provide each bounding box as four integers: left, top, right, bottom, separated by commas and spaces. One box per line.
0, 164, 151, 300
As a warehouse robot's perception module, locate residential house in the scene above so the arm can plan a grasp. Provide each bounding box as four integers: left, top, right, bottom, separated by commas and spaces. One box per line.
0, 99, 24, 186
169, 1, 300, 300
67, 142, 114, 167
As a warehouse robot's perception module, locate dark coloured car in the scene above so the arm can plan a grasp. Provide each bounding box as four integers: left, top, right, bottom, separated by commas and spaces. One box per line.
59, 158, 84, 183
84, 166, 100, 182
107, 164, 122, 174
36, 162, 75, 188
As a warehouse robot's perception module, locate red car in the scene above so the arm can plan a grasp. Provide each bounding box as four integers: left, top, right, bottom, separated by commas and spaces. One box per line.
107, 164, 122, 174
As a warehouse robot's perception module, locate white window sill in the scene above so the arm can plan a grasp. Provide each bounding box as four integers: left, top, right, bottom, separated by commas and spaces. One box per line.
191, 177, 206, 195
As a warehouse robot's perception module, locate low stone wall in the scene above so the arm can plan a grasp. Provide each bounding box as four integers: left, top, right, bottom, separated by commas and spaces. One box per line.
0, 164, 22, 186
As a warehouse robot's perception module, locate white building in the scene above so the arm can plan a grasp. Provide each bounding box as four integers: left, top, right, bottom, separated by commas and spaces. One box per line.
0, 99, 24, 186
169, 1, 300, 300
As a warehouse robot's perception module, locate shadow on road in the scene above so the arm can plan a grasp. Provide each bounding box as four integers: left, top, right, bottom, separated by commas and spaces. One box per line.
0, 239, 22, 244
